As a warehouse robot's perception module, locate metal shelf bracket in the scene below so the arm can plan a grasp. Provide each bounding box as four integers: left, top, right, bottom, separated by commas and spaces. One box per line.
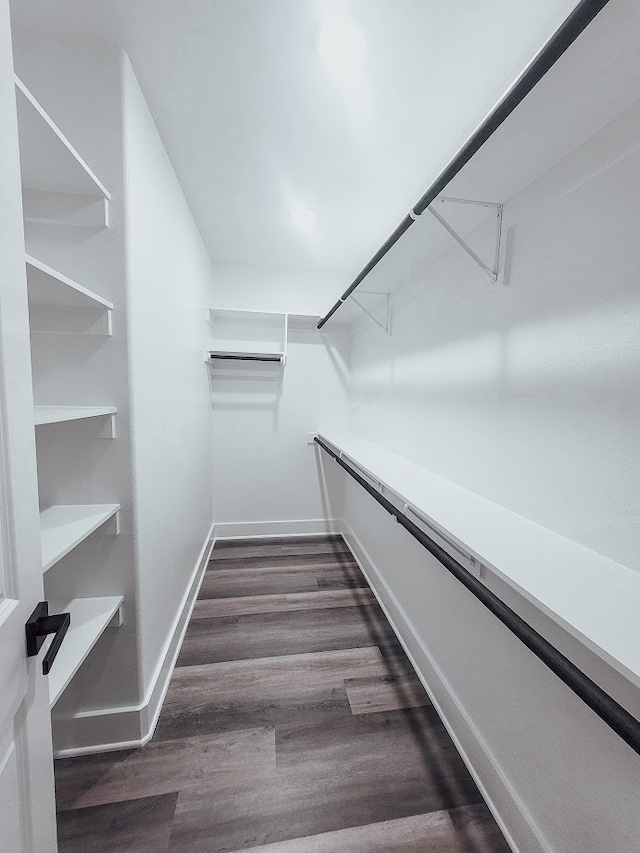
349, 290, 391, 334
428, 196, 503, 283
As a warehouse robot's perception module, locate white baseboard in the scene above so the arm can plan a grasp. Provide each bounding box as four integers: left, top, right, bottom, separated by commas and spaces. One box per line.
213, 517, 342, 540
53, 522, 215, 758
341, 520, 549, 853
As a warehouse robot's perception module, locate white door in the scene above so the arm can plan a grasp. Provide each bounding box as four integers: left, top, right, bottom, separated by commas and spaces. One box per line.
0, 2, 58, 850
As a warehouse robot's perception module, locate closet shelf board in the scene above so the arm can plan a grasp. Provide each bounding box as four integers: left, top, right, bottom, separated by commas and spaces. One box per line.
319, 430, 640, 691
26, 255, 113, 310
34, 405, 117, 426
48, 596, 124, 707
40, 504, 120, 573
15, 76, 110, 199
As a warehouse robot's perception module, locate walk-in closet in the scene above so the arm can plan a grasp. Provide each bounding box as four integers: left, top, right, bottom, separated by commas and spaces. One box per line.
1, 1, 639, 851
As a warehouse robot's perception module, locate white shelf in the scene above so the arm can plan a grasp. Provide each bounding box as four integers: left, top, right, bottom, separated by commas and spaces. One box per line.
48, 596, 123, 707
15, 75, 110, 200
318, 430, 640, 691
34, 405, 117, 426
26, 255, 113, 310
40, 504, 120, 573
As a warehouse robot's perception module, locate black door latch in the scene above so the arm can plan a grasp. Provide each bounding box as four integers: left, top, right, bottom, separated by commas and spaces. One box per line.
25, 602, 71, 675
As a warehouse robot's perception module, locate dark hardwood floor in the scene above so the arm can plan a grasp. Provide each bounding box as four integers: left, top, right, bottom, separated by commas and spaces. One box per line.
54, 535, 511, 852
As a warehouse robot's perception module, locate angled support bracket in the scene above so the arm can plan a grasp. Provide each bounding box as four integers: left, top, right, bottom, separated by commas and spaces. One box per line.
426, 197, 503, 282
349, 291, 391, 334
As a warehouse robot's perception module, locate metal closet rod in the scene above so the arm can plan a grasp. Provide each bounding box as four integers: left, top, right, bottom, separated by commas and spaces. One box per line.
314, 436, 640, 759
316, 0, 611, 330
208, 353, 283, 363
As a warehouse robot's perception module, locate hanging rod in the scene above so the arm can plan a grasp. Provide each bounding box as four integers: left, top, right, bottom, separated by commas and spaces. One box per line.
314, 435, 640, 759
208, 351, 284, 363
317, 0, 611, 330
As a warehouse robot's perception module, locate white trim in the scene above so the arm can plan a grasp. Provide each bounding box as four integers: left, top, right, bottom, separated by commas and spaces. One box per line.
53, 522, 215, 757
341, 519, 550, 853
213, 517, 341, 540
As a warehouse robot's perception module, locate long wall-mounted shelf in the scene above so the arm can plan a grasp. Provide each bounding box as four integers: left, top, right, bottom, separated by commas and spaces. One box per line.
15, 75, 111, 227
40, 504, 120, 573
316, 430, 640, 691
48, 595, 124, 707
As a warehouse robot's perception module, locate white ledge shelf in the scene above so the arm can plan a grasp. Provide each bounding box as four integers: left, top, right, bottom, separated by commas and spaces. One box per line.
26, 255, 113, 310
48, 595, 123, 707
34, 405, 117, 427
40, 504, 120, 573
15, 75, 110, 201
26, 255, 113, 335
317, 430, 640, 691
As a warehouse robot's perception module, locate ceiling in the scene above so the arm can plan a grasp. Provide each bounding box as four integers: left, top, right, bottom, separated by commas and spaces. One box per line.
10, 0, 583, 275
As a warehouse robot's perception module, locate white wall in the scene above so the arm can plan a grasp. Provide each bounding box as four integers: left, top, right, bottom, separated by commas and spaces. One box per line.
210, 265, 348, 536
122, 55, 214, 697
348, 89, 640, 572
334, 16, 640, 853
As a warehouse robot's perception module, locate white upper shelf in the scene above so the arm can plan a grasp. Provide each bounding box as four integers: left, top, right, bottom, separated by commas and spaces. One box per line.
34, 405, 117, 426
40, 504, 120, 573
318, 430, 640, 691
26, 255, 113, 310
48, 595, 123, 707
15, 75, 110, 200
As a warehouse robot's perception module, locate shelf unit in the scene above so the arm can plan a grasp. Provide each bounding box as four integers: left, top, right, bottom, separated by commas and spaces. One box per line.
48, 596, 123, 707
15, 75, 110, 228
40, 504, 120, 573
16, 72, 122, 714
208, 308, 288, 365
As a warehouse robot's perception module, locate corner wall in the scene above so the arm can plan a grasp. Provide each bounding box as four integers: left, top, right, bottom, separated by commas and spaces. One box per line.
210, 265, 349, 537
122, 54, 215, 700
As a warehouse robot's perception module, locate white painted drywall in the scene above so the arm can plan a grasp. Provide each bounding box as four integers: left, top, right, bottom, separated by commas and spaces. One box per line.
210, 265, 348, 535
334, 14, 640, 852
122, 55, 214, 697
348, 88, 640, 571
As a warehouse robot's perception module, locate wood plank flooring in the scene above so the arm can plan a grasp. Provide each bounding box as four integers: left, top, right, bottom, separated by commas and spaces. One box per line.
55, 535, 511, 852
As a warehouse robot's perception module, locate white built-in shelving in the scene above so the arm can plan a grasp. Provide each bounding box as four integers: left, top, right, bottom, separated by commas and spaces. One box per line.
15, 75, 110, 227
48, 596, 123, 707
40, 504, 120, 573
16, 70, 122, 713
